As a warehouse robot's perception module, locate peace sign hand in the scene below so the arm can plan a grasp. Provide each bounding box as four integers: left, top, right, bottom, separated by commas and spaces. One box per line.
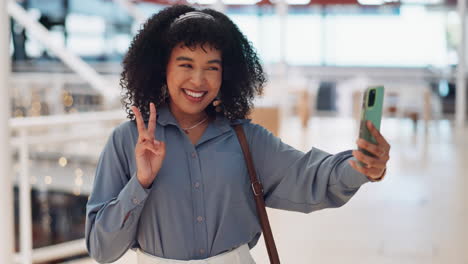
131, 103, 166, 189
349, 120, 391, 182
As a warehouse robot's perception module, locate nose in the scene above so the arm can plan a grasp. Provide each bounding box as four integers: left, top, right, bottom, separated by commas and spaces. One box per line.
190, 70, 205, 87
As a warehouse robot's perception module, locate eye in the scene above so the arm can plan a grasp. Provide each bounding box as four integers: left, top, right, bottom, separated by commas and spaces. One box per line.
179, 64, 192, 68
207, 66, 219, 71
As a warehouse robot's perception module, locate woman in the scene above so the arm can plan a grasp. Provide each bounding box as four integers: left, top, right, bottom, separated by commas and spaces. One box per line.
85, 4, 390, 264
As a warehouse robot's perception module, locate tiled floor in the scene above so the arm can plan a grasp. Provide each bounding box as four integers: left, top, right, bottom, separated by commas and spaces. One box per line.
68, 116, 468, 264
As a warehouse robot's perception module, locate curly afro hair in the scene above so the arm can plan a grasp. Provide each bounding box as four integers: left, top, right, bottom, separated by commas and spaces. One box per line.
120, 4, 267, 121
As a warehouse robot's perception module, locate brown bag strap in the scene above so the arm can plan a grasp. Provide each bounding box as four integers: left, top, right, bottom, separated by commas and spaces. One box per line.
232, 124, 280, 264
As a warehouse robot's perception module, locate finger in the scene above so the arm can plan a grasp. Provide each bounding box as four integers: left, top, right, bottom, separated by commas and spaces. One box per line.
352, 150, 387, 168
147, 103, 157, 138
137, 139, 158, 156
155, 140, 166, 155
348, 160, 385, 179
367, 121, 390, 148
153, 140, 161, 151
356, 138, 386, 158
132, 105, 146, 135
352, 150, 387, 169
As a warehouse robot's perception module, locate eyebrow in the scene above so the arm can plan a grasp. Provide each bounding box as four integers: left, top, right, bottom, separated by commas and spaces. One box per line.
176, 56, 222, 65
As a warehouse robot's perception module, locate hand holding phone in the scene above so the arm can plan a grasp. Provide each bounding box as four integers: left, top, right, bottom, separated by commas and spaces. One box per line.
348, 86, 391, 182
359, 86, 384, 159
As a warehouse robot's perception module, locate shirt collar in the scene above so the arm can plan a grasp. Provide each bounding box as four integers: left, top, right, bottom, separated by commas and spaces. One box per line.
212, 113, 251, 133
156, 104, 179, 127
195, 114, 250, 146
156, 103, 251, 131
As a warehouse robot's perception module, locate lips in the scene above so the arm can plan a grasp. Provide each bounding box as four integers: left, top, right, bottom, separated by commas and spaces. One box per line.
182, 88, 207, 102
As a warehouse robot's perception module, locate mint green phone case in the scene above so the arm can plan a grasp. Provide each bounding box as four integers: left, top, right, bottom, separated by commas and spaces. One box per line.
358, 86, 384, 165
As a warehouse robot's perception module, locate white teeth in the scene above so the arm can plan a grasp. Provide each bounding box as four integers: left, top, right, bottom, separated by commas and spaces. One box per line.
183, 89, 205, 98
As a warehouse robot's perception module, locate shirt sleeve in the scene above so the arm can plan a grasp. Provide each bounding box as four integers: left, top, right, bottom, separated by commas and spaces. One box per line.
243, 122, 370, 213
85, 125, 151, 263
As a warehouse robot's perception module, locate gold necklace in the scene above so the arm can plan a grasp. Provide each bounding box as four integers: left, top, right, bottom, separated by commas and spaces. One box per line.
181, 116, 208, 134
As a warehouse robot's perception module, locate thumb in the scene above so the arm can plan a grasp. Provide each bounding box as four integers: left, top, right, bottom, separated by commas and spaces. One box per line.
154, 140, 166, 152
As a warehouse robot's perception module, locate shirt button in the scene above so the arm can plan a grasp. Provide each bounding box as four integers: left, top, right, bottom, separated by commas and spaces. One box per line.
132, 198, 139, 205
197, 216, 204, 222
194, 182, 200, 188
199, 248, 205, 254
191, 152, 196, 158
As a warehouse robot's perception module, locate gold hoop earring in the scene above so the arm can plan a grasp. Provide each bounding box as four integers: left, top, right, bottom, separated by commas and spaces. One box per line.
213, 97, 222, 112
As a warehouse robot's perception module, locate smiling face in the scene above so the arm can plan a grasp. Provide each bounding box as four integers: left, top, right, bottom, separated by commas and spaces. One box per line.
165, 43, 223, 119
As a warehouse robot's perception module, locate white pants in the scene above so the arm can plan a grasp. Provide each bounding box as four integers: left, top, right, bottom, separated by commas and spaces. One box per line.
137, 244, 256, 264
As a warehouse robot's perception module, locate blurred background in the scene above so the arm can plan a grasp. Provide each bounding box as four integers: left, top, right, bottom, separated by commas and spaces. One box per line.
0, 0, 467, 263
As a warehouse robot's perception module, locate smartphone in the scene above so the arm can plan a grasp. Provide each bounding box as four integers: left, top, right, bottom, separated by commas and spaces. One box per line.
358, 86, 384, 166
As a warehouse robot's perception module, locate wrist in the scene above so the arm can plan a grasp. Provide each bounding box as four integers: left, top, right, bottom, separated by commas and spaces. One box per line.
137, 173, 153, 189
367, 168, 386, 182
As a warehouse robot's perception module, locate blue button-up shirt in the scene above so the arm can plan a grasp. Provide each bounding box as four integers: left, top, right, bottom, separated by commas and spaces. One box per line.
85, 105, 370, 262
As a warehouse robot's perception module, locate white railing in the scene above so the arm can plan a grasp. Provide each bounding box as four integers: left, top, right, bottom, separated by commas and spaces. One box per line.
5, 3, 126, 260
10, 110, 126, 264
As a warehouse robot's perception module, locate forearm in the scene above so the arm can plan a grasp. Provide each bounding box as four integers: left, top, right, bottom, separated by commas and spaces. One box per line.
86, 175, 150, 262
264, 149, 369, 213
